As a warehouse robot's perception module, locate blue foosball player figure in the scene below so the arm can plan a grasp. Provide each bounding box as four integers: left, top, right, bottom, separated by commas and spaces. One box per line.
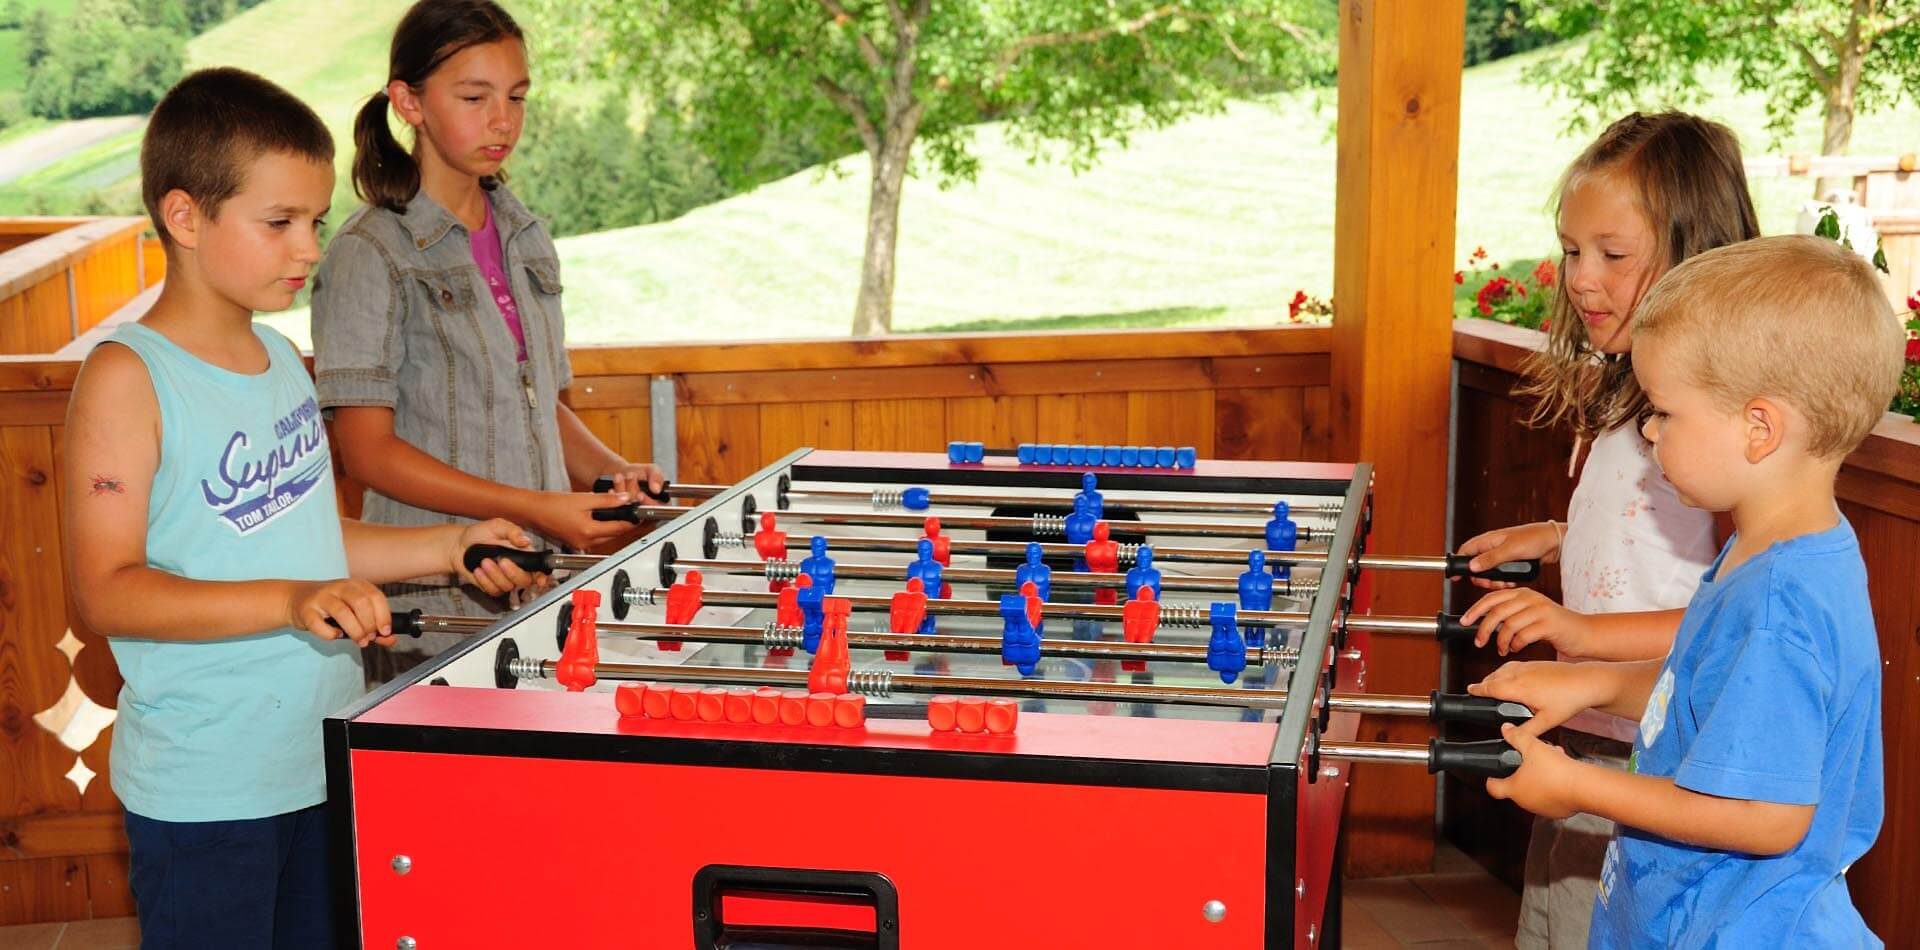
799, 535, 836, 594
1125, 545, 1162, 599
1015, 542, 1052, 601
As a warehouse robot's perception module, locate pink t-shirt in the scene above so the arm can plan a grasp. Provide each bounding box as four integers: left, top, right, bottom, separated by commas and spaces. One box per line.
471, 201, 527, 362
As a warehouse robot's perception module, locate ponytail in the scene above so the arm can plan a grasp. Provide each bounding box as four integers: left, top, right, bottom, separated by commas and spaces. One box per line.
352, 90, 420, 213
352, 0, 524, 214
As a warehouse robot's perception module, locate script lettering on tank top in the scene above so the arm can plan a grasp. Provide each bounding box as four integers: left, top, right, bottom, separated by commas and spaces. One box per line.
199, 396, 331, 535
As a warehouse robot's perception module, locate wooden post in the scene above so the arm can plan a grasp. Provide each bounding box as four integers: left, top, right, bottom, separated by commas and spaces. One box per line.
1331, 0, 1466, 877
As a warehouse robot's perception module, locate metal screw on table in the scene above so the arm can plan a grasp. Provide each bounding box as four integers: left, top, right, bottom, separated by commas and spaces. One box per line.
391, 855, 412, 876
397, 939, 417, 950
1202, 900, 1227, 923
1308, 923, 1319, 944
1320, 765, 1341, 780
1296, 878, 1305, 900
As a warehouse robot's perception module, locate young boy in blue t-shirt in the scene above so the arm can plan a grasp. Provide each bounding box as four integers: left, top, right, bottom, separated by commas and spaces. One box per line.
62, 69, 544, 948
1469, 234, 1904, 948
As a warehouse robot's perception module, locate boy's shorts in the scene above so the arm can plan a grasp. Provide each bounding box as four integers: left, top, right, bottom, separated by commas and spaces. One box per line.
125, 803, 336, 949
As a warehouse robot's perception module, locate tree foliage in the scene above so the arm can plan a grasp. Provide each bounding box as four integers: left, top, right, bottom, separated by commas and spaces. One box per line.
526, 0, 1334, 333
1519, 0, 1920, 159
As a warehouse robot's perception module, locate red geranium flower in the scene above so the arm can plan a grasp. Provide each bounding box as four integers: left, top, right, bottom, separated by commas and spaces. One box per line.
1454, 270, 1465, 285
1289, 290, 1309, 318
1907, 337, 1920, 363
1476, 277, 1515, 316
1907, 294, 1920, 313
1532, 259, 1557, 288
1472, 246, 1488, 261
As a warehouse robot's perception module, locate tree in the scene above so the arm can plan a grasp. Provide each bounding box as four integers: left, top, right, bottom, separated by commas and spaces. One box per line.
1520, 0, 1920, 197
23, 0, 184, 119
534, 1, 1333, 335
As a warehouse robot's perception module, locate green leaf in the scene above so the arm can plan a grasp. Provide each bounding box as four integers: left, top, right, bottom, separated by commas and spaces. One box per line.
1872, 244, 1889, 274
1815, 209, 1841, 240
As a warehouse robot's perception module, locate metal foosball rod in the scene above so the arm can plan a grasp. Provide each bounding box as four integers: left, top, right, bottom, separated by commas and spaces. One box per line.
596, 502, 1327, 544
669, 555, 1315, 599
593, 476, 1344, 518
611, 581, 1484, 642
497, 656, 1531, 729
699, 531, 1534, 582
496, 658, 1527, 777
404, 611, 1301, 666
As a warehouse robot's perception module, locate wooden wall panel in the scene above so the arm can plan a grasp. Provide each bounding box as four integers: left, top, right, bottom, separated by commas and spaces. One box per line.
1032, 393, 1130, 446
0, 857, 89, 924
73, 237, 139, 333
759, 401, 855, 461
943, 396, 1036, 448
1843, 502, 1920, 940
851, 399, 947, 453
1125, 390, 1216, 456
1215, 387, 1305, 460
0, 277, 72, 356
676, 405, 762, 484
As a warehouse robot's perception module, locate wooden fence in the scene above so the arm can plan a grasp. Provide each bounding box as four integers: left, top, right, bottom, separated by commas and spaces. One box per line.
0, 324, 1335, 924
1445, 319, 1920, 940
0, 218, 160, 357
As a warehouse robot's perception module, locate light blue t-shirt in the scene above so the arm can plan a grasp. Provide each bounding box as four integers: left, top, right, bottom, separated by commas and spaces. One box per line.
1590, 518, 1883, 949
104, 322, 364, 823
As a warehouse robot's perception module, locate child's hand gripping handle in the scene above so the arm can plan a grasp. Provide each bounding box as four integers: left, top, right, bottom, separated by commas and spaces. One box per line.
1428, 738, 1523, 778
326, 609, 424, 639
462, 543, 554, 575
1445, 555, 1540, 582
1435, 612, 1480, 643
593, 474, 673, 503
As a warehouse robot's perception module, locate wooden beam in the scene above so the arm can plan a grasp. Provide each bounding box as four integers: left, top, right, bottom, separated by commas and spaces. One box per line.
1331, 0, 1466, 877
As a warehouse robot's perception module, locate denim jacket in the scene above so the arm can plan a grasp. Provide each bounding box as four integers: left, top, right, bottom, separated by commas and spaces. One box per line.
311, 184, 572, 618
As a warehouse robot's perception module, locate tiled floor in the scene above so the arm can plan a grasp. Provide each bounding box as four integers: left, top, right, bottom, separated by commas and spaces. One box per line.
0, 845, 1517, 948
0, 916, 138, 950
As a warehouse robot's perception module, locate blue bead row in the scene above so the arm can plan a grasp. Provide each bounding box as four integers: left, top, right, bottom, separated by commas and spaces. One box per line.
1012, 443, 1197, 469
945, 441, 986, 463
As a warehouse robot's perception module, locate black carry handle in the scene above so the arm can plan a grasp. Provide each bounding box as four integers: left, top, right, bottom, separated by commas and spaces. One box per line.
324, 608, 423, 639
692, 864, 899, 950
1428, 690, 1533, 727
592, 474, 673, 503
1435, 612, 1480, 643
461, 543, 553, 575
1444, 554, 1541, 582
1428, 738, 1524, 778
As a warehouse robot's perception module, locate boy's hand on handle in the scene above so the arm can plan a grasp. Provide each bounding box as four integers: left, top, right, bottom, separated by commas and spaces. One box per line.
525, 490, 638, 550
600, 463, 668, 503
1457, 522, 1562, 589
450, 519, 550, 599
1485, 723, 1581, 819
1461, 587, 1594, 656
1468, 660, 1607, 740
290, 579, 392, 648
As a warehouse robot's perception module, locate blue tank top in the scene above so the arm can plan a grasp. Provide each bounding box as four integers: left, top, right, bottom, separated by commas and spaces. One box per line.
104, 322, 364, 822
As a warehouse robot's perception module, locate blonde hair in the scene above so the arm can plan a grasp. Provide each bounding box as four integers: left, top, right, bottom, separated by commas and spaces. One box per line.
1633, 234, 1904, 459
1518, 112, 1761, 440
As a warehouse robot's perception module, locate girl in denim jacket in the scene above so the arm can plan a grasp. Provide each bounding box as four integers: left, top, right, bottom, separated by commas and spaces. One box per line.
313, 0, 661, 674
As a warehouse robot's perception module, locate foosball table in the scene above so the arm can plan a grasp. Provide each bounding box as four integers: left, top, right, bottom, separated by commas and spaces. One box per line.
325, 446, 1536, 949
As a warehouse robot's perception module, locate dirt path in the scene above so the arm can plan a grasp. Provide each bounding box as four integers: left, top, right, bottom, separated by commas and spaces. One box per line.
0, 115, 146, 185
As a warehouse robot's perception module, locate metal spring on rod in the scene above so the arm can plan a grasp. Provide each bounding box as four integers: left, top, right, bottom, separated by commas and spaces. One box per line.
621, 585, 661, 607
1030, 513, 1066, 538
763, 559, 803, 582
505, 657, 547, 680
712, 529, 745, 549
1159, 603, 1212, 628
762, 623, 805, 649
1115, 543, 1141, 566
845, 668, 894, 698
1260, 642, 1301, 669
871, 488, 905, 509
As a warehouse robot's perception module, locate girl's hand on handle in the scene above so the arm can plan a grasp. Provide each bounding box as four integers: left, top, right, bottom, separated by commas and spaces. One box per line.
1467, 660, 1606, 740
1457, 521, 1563, 589
601, 462, 668, 502
450, 519, 550, 599
1460, 587, 1594, 656
289, 579, 392, 648
1484, 723, 1581, 820
525, 490, 639, 551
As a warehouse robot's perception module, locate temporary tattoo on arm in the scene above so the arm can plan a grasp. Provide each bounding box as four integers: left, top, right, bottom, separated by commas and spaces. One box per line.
89, 475, 126, 497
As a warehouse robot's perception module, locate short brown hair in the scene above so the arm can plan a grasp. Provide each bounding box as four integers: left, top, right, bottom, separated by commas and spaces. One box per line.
1517, 112, 1761, 440
1633, 234, 1905, 458
140, 68, 334, 247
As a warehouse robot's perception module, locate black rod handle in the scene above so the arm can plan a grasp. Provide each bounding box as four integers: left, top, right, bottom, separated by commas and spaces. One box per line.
592, 475, 672, 502
1428, 738, 1524, 778
591, 503, 642, 523
1435, 612, 1478, 643
1445, 554, 1541, 582
324, 608, 423, 639
462, 543, 553, 575
1428, 690, 1533, 727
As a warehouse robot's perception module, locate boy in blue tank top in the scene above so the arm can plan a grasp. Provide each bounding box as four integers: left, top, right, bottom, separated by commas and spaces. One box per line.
62, 69, 545, 949
1469, 234, 1905, 948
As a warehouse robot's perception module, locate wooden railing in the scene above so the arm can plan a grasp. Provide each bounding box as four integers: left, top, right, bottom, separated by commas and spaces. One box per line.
1445, 319, 1920, 940
0, 218, 161, 356
0, 324, 1336, 924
